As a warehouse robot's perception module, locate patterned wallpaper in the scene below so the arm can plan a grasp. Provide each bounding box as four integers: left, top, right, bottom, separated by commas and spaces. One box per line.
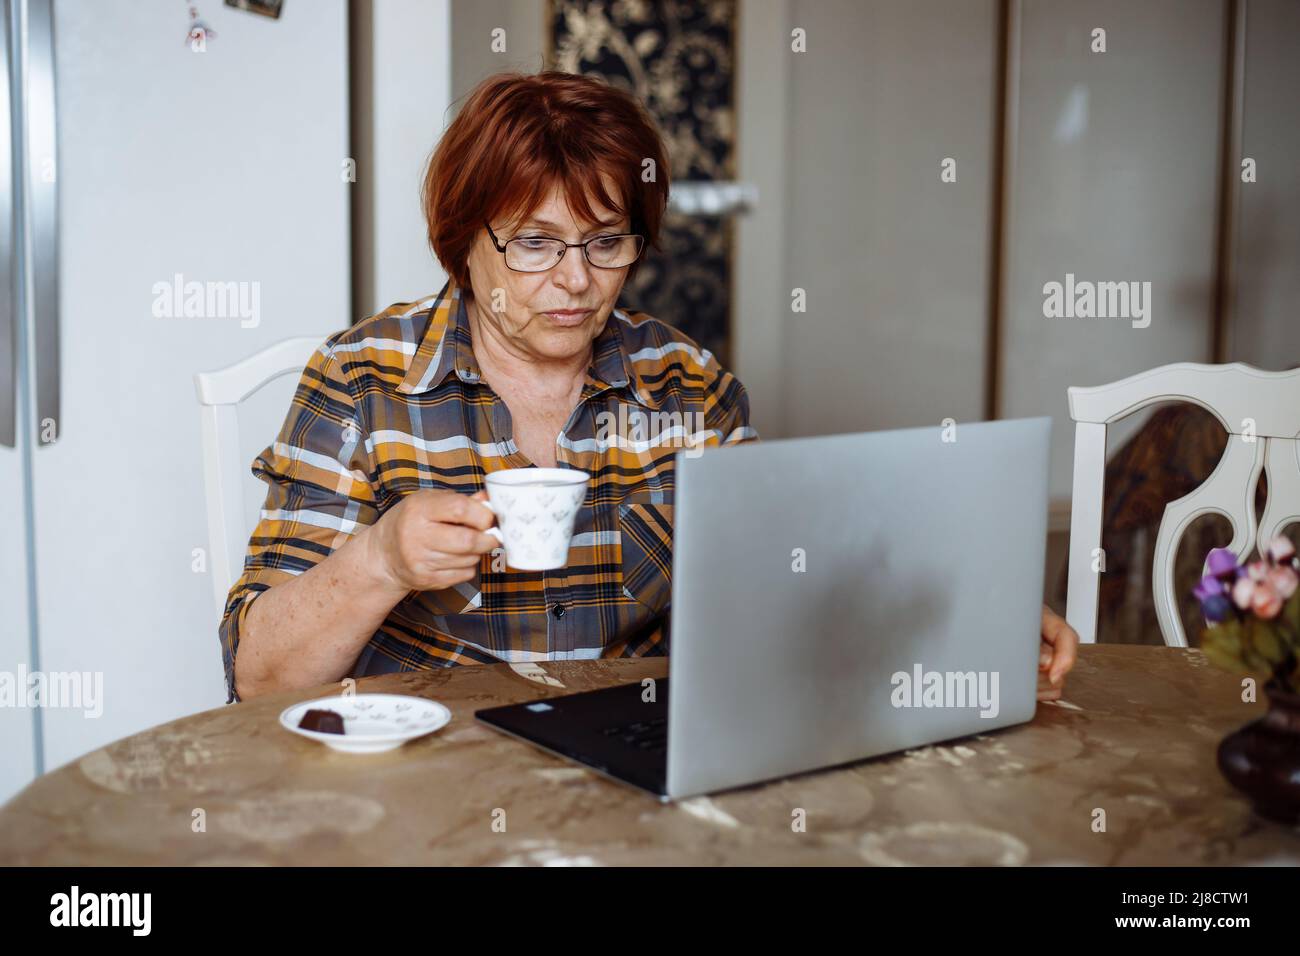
548, 0, 736, 364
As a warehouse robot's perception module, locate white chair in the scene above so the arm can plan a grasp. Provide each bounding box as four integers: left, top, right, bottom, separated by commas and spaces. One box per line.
193, 337, 324, 621
1066, 362, 1300, 647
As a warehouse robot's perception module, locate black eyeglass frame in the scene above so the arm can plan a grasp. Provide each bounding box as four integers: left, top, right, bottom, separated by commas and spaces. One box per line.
484, 221, 646, 272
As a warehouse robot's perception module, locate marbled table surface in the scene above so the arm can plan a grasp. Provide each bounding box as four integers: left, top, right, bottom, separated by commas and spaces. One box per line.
1, 645, 1296, 865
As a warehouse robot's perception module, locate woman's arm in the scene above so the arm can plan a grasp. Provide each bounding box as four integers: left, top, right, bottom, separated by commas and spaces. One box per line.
233, 489, 499, 699
233, 521, 404, 700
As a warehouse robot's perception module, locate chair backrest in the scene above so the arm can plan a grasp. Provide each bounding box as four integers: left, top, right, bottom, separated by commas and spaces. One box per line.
193, 337, 324, 621
1066, 362, 1300, 647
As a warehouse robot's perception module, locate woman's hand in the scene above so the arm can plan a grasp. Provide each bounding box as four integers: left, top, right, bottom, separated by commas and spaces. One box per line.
1037, 604, 1079, 701
363, 489, 500, 593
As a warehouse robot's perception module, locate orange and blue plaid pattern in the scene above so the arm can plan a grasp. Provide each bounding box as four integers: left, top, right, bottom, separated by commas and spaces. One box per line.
218, 279, 756, 702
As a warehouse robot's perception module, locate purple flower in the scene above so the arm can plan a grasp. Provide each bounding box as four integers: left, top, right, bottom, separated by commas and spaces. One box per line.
1206, 548, 1240, 580
1193, 574, 1226, 603
1201, 593, 1235, 623
1194, 573, 1238, 623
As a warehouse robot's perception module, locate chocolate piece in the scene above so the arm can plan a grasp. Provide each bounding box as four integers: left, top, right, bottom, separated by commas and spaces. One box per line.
298, 708, 345, 734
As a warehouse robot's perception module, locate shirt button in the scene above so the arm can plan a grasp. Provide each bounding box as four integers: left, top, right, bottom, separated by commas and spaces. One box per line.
551, 603, 566, 620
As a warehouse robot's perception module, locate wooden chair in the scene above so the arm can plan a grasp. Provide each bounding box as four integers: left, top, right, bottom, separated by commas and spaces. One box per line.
1066, 362, 1300, 647
193, 337, 323, 621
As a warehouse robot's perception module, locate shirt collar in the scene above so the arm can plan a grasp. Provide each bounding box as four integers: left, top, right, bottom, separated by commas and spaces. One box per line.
397, 279, 658, 408
396, 280, 479, 393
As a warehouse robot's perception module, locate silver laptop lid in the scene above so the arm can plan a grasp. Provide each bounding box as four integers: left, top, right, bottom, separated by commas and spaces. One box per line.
666, 416, 1051, 799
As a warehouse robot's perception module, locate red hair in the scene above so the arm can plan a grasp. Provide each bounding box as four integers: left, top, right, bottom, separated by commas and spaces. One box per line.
422, 71, 670, 289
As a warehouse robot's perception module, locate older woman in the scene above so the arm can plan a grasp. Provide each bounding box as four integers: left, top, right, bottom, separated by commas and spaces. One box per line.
220, 71, 1078, 703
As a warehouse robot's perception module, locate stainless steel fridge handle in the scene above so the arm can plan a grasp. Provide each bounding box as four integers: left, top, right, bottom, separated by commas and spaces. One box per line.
1, 0, 14, 449
28, 0, 56, 447
667, 181, 758, 217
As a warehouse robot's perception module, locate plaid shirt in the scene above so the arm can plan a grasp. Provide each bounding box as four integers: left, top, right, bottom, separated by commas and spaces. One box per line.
218, 279, 756, 702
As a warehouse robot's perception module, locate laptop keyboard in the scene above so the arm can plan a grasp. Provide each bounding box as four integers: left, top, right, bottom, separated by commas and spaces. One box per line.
600, 715, 667, 753
476, 679, 671, 796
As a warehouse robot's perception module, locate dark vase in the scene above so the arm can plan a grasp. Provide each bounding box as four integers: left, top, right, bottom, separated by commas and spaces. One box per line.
1217, 683, 1300, 824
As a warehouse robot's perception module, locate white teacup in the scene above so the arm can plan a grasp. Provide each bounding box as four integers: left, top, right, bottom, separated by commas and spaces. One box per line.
481, 467, 590, 570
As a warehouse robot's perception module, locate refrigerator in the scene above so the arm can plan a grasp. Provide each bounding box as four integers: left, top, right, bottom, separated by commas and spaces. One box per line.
2, 0, 350, 803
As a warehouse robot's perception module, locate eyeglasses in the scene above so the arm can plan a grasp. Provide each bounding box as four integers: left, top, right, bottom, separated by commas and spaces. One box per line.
485, 221, 645, 273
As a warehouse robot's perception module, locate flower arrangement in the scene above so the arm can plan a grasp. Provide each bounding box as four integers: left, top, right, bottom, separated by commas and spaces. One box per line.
1192, 536, 1300, 693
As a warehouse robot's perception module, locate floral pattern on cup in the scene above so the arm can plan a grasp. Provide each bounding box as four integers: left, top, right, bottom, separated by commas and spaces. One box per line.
482, 467, 590, 571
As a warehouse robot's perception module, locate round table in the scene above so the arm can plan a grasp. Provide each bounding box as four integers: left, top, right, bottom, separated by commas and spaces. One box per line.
1, 645, 1296, 865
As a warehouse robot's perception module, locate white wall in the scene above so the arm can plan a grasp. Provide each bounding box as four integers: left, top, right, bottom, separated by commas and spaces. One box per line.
778, 0, 999, 439
1230, 0, 1300, 369
352, 0, 453, 318
450, 0, 547, 103
734, 0, 792, 439
1000, 0, 1225, 499
29, 0, 350, 774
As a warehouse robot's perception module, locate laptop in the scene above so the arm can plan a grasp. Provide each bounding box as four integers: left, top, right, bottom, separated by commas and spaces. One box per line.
476, 416, 1051, 801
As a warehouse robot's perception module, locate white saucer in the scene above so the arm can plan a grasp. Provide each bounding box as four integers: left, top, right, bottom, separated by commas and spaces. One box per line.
279, 693, 452, 754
